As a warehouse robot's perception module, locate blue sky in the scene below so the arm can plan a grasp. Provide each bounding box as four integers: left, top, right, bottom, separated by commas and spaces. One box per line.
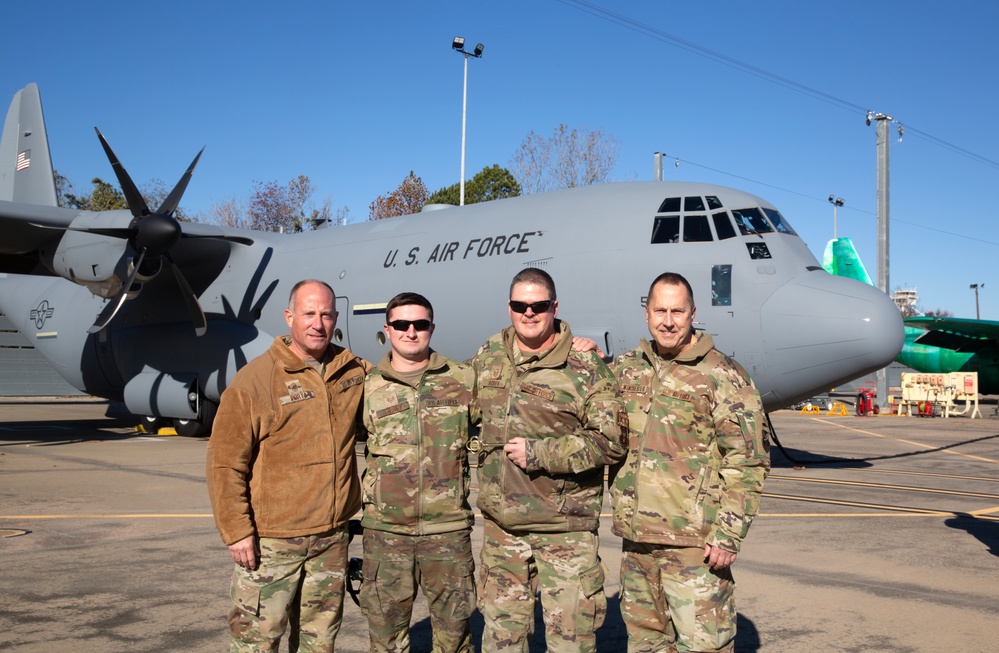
4, 1, 998, 319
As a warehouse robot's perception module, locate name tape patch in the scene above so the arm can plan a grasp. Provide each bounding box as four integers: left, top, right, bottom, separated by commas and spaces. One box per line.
520, 383, 556, 402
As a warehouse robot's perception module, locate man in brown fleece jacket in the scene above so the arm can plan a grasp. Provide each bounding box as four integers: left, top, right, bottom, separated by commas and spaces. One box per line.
207, 279, 369, 652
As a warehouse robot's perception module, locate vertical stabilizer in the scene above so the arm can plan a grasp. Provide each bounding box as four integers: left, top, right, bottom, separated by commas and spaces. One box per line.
822, 237, 874, 286
0, 84, 58, 206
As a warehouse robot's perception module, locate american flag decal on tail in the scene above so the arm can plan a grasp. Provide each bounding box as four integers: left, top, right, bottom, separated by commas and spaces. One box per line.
15, 149, 30, 171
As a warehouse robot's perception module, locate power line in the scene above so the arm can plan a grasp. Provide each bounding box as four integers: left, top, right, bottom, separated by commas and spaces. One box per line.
557, 0, 999, 171
665, 154, 999, 248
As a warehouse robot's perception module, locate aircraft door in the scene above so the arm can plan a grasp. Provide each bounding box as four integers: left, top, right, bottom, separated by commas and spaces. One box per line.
335, 295, 350, 349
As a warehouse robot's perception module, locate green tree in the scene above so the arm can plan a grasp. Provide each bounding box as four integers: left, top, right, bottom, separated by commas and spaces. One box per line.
60, 177, 128, 211
55, 173, 191, 220
427, 164, 522, 206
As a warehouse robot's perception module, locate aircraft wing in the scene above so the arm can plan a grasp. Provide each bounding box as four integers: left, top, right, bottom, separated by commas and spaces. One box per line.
904, 316, 999, 352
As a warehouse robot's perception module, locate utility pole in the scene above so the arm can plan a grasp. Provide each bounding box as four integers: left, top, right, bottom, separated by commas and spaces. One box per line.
869, 111, 893, 408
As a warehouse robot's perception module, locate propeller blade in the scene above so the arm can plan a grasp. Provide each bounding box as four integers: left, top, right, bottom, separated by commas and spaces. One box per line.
88, 249, 146, 334
94, 128, 149, 219
164, 254, 207, 337
157, 147, 205, 216
181, 232, 255, 246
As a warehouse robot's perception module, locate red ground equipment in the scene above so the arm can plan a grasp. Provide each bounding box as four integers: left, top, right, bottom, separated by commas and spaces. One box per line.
856, 382, 880, 416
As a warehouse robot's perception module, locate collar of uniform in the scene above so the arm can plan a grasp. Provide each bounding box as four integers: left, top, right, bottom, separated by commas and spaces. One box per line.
501, 319, 573, 368
276, 335, 359, 379
376, 348, 449, 385
639, 331, 713, 367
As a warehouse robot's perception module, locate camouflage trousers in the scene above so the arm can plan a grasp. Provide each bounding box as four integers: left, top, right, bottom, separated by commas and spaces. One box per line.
229, 525, 350, 653
359, 528, 476, 653
478, 519, 606, 653
620, 540, 736, 653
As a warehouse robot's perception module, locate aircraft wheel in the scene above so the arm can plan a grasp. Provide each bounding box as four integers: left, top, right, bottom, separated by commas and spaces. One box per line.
173, 400, 218, 437
140, 415, 168, 433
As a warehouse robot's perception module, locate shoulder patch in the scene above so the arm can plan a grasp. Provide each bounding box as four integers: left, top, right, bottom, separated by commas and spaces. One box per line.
616, 408, 630, 430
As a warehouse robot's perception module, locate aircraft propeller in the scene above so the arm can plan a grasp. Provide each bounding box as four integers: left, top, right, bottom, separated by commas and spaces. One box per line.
80, 129, 245, 337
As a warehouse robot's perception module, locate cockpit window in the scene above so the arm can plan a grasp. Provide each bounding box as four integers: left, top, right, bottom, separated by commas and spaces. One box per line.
712, 212, 736, 240
684, 196, 705, 211
651, 216, 680, 243
731, 208, 774, 236
658, 197, 681, 213
683, 215, 712, 242
763, 208, 796, 235
706, 195, 723, 210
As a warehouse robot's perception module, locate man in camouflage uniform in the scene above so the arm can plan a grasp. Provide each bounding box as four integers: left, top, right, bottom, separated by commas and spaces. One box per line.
471, 267, 627, 653
610, 272, 770, 653
207, 279, 369, 652
360, 292, 477, 653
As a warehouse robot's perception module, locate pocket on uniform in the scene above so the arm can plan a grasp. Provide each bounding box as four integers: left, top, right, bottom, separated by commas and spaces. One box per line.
441, 556, 477, 621
230, 570, 262, 617
576, 559, 607, 632
359, 557, 381, 618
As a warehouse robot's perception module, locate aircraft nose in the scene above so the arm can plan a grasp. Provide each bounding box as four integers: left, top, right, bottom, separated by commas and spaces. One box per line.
758, 272, 904, 405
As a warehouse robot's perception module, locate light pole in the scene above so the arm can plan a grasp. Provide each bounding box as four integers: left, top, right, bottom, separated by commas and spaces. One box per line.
828, 195, 844, 239
971, 283, 984, 319
452, 37, 484, 206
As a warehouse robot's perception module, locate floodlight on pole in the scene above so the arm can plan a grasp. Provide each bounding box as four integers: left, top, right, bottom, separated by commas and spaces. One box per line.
971, 283, 984, 319
828, 195, 844, 239
452, 36, 484, 206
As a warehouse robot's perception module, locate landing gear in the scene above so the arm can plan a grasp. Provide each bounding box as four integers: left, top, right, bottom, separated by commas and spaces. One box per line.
140, 415, 168, 433
173, 399, 218, 437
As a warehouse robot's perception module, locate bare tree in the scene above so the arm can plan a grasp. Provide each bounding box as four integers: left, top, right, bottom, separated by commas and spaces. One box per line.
510, 124, 619, 194
203, 196, 251, 229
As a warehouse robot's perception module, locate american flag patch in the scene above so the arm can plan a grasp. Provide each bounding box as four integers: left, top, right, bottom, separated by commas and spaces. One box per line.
16, 149, 30, 171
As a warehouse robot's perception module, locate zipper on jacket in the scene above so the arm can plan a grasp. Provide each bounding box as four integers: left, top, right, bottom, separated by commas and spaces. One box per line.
414, 381, 425, 536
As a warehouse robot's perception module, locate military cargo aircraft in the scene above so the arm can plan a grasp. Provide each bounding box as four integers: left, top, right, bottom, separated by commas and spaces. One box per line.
823, 236, 998, 394
0, 84, 904, 435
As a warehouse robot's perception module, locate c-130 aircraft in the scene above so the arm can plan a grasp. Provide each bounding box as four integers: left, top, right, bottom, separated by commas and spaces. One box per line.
0, 84, 904, 435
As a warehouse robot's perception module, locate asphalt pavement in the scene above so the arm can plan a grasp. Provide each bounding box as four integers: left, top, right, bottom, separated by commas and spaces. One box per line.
1, 398, 998, 652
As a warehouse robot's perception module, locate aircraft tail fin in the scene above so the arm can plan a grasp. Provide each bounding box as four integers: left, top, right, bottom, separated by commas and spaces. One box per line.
0, 84, 58, 206
822, 237, 873, 286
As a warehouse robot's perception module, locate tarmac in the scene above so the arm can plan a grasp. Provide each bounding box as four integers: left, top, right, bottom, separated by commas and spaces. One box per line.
1, 397, 999, 652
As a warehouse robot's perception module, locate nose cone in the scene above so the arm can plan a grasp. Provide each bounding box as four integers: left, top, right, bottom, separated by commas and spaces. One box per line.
758, 272, 904, 406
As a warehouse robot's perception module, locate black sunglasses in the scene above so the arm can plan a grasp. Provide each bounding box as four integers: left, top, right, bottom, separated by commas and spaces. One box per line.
386, 319, 433, 332
509, 300, 554, 314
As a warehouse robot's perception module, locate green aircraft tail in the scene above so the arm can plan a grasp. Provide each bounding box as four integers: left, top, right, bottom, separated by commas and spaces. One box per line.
822, 237, 873, 286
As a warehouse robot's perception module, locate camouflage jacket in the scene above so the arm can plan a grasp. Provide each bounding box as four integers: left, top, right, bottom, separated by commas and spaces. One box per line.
471, 320, 627, 533
206, 336, 368, 545
610, 334, 770, 553
361, 350, 477, 536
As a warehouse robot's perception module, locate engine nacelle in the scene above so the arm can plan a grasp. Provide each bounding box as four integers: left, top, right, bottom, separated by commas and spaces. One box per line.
38, 209, 132, 298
